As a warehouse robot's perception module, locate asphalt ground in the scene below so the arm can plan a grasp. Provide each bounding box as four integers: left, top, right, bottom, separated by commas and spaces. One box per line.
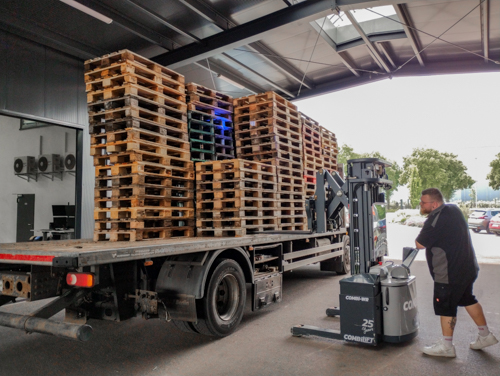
0, 224, 499, 376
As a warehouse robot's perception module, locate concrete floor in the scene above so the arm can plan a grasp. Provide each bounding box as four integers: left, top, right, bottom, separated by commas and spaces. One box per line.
0, 259, 499, 376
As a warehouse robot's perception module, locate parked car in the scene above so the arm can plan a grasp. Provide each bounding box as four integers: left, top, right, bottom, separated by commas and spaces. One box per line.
488, 213, 500, 236
468, 209, 500, 233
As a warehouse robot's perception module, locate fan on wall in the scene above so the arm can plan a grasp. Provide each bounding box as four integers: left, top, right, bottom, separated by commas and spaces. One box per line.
63, 153, 76, 171
13, 156, 37, 175
37, 154, 62, 173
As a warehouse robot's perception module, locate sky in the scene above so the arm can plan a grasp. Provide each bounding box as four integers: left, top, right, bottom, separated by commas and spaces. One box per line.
295, 72, 500, 200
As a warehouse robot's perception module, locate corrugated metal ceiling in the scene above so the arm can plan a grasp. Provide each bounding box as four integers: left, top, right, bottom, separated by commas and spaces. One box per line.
0, 0, 498, 101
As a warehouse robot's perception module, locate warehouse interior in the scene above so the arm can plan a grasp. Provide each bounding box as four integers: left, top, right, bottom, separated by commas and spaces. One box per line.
0, 0, 498, 240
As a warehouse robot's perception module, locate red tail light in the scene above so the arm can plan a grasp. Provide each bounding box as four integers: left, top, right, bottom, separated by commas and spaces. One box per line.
66, 273, 95, 288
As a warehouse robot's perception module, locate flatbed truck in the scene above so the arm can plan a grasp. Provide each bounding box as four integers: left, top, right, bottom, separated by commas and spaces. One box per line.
0, 230, 349, 341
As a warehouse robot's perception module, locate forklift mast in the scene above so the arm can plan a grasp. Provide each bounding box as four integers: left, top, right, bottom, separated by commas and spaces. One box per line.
306, 158, 392, 275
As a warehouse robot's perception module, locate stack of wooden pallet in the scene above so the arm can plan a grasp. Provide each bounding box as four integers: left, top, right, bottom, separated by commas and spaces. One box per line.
86, 50, 195, 241
186, 83, 235, 161
233, 92, 306, 231
320, 126, 339, 174
300, 113, 323, 197
196, 159, 278, 236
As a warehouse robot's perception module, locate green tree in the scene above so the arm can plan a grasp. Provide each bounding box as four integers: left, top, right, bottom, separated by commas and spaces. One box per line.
487, 153, 500, 190
400, 148, 474, 201
337, 144, 361, 167
409, 166, 422, 209
337, 145, 401, 205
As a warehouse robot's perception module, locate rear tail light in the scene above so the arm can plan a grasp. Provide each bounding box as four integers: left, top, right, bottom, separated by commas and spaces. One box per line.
478, 216, 487, 219
66, 273, 95, 288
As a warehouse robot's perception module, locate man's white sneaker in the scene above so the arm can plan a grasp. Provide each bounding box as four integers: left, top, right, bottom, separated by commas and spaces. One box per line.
470, 333, 499, 350
422, 340, 456, 358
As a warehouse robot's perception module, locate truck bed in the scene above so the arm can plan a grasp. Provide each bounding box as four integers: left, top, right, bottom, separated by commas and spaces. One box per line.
0, 231, 339, 267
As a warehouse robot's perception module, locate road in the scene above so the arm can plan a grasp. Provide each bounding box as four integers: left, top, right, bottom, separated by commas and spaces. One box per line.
0, 225, 498, 376
386, 218, 500, 265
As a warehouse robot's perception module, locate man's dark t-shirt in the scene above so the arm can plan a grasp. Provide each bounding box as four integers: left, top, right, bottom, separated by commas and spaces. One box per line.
416, 204, 478, 286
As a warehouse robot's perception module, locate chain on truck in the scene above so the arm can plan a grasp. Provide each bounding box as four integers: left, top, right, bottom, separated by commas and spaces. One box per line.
0, 158, 413, 344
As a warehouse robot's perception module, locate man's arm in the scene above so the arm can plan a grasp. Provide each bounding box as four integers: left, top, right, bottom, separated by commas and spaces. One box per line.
415, 240, 425, 249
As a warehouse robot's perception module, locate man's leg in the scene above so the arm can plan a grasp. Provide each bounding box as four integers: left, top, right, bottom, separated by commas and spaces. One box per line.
423, 316, 457, 357
440, 316, 457, 336
466, 302, 499, 350
465, 302, 486, 326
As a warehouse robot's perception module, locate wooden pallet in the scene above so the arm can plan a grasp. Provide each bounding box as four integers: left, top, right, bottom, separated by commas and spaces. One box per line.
87, 82, 186, 110
196, 159, 275, 174
196, 189, 278, 201
197, 227, 276, 237
94, 227, 195, 242
92, 139, 191, 162
187, 93, 232, 113
187, 103, 232, 120
95, 161, 194, 179
196, 197, 278, 210
186, 83, 233, 103
234, 101, 299, 119
233, 91, 297, 111
95, 218, 195, 231
88, 95, 186, 123
93, 152, 193, 174
94, 206, 195, 220
89, 117, 188, 141
95, 174, 195, 189
94, 195, 194, 209
188, 109, 234, 128
234, 117, 301, 138
85, 49, 185, 84
234, 108, 299, 127
94, 185, 194, 200
196, 179, 276, 192
86, 73, 184, 102
196, 217, 280, 228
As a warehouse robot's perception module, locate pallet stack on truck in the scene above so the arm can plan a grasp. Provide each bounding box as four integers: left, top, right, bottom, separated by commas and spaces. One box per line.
233, 92, 307, 232
186, 83, 235, 162
0, 48, 348, 342
85, 50, 195, 241
195, 159, 279, 236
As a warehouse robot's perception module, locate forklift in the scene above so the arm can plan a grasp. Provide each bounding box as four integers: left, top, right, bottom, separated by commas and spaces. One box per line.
292, 158, 419, 345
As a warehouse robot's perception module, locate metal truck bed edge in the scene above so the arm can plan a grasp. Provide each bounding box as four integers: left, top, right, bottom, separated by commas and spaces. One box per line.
0, 231, 344, 267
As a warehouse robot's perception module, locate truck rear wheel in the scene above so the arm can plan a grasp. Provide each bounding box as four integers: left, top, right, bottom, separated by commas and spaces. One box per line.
192, 259, 246, 337
335, 236, 350, 275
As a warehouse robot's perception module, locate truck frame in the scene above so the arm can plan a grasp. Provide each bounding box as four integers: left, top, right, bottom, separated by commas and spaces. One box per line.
0, 229, 349, 341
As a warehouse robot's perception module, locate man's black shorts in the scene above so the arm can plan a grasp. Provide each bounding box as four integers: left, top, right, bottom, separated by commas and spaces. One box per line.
433, 279, 478, 316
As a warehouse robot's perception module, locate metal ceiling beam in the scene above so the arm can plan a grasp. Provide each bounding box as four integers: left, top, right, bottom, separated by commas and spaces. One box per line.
394, 4, 425, 67
309, 19, 360, 77
245, 43, 314, 89
176, 0, 315, 89
344, 10, 391, 73
221, 54, 295, 97
177, 0, 231, 29
123, 0, 200, 42
294, 56, 500, 100
0, 10, 104, 60
480, 0, 489, 63
154, 0, 336, 69
195, 60, 265, 94
74, 0, 177, 50
125, 0, 294, 98
336, 0, 407, 11
376, 42, 396, 69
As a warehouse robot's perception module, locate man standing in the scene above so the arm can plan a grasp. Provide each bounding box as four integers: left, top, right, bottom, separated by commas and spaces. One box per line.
415, 188, 498, 358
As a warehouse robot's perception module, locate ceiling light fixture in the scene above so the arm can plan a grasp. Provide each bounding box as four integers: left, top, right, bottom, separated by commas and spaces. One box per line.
59, 0, 113, 24
217, 74, 246, 90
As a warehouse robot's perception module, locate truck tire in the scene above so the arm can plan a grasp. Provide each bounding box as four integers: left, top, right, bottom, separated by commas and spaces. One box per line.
192, 259, 246, 337
171, 319, 199, 334
334, 236, 350, 275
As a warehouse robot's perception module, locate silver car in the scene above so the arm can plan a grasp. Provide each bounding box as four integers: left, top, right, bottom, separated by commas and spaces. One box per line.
468, 209, 500, 233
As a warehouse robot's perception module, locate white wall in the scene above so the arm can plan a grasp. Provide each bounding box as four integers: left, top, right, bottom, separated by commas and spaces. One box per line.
0, 115, 76, 243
